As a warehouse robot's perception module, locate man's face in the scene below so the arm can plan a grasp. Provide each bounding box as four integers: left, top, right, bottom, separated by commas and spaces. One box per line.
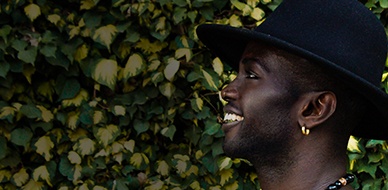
221, 42, 301, 163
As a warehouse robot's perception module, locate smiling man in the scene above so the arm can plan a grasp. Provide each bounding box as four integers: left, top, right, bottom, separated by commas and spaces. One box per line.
197, 0, 388, 189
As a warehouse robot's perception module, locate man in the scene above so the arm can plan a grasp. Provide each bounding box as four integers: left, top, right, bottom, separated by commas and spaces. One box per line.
197, 0, 388, 189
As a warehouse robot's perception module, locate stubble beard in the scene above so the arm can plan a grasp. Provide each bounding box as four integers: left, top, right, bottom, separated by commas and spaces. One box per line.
222, 108, 296, 177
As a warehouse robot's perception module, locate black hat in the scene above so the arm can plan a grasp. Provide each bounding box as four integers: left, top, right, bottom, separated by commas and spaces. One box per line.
196, 0, 388, 139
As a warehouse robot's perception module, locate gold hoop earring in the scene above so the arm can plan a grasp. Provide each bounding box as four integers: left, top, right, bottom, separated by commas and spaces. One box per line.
301, 126, 310, 136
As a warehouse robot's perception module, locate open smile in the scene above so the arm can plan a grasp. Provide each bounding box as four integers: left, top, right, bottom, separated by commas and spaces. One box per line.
222, 112, 244, 133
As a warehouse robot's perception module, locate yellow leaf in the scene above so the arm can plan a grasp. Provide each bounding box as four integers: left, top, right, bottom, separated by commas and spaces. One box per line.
135, 38, 168, 54
212, 58, 223, 76
190, 181, 201, 190
80, 0, 96, 10
113, 105, 126, 116
183, 165, 198, 177
124, 140, 135, 153
219, 168, 233, 186
251, 7, 265, 21
180, 36, 190, 48
209, 186, 221, 190
32, 165, 52, 187
113, 152, 123, 164
96, 124, 119, 146
164, 58, 180, 81
68, 25, 80, 39
0, 170, 12, 183
67, 111, 79, 130
93, 110, 104, 124
158, 82, 176, 99
130, 153, 143, 168
37, 81, 54, 102
47, 14, 61, 25
0, 106, 16, 119
229, 14, 242, 27
202, 69, 218, 91
94, 148, 110, 157
75, 44, 89, 62
224, 180, 239, 190
92, 24, 117, 50
175, 48, 192, 62
92, 59, 117, 90
176, 160, 187, 174
347, 136, 361, 153
123, 53, 145, 80
23, 64, 36, 84
111, 142, 123, 154
74, 164, 82, 182
22, 179, 44, 190
35, 136, 54, 161
62, 89, 89, 107
93, 185, 108, 190
195, 97, 203, 111
218, 157, 232, 170
13, 168, 29, 187
144, 180, 165, 190
68, 151, 82, 164
68, 128, 88, 142
24, 4, 41, 22
74, 138, 96, 156
130, 153, 149, 168
36, 105, 53, 122
156, 160, 169, 176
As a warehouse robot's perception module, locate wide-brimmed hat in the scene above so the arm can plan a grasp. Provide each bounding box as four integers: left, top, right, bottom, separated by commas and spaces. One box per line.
196, 0, 388, 139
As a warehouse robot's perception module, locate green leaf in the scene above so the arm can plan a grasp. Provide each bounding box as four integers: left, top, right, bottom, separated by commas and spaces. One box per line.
58, 78, 81, 100
40, 44, 57, 58
0, 136, 6, 160
20, 104, 41, 119
35, 136, 54, 161
161, 125, 176, 140
380, 0, 388, 8
0, 62, 10, 78
123, 53, 145, 80
18, 47, 38, 64
0, 25, 12, 44
92, 24, 118, 50
133, 119, 150, 135
92, 59, 118, 90
24, 3, 41, 21
204, 119, 220, 135
11, 127, 33, 148
164, 58, 180, 81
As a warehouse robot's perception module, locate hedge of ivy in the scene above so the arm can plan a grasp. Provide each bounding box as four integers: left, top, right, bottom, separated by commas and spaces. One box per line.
0, 0, 388, 189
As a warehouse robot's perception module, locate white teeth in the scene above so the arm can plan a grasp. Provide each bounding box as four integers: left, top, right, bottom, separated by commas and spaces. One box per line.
223, 113, 244, 123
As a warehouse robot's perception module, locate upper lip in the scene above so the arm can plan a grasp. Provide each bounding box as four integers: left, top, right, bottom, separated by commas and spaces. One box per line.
223, 104, 242, 116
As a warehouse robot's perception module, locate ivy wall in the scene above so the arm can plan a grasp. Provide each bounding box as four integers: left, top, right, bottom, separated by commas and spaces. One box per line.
0, 0, 388, 189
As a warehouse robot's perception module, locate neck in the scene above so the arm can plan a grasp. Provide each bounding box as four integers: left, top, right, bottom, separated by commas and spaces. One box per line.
252, 134, 352, 190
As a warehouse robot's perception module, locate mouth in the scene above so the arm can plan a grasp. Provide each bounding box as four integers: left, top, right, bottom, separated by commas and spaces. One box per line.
223, 113, 244, 124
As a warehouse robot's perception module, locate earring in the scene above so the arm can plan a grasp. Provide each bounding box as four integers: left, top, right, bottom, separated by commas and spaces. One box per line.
301, 125, 310, 136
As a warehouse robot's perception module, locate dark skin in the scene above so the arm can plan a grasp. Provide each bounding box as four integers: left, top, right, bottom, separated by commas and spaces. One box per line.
221, 42, 354, 190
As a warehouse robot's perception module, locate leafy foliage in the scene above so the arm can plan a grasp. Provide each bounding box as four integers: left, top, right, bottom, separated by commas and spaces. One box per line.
0, 0, 387, 189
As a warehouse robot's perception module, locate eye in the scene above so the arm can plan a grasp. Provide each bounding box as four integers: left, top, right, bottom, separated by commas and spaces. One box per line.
245, 71, 259, 79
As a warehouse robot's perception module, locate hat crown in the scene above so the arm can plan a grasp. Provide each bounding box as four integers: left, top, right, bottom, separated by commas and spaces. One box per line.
257, 0, 387, 86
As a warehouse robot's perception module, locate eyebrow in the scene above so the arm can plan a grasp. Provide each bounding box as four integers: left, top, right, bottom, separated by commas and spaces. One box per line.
241, 57, 270, 73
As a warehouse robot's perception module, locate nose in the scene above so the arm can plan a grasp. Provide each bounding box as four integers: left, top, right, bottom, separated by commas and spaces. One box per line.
221, 80, 239, 101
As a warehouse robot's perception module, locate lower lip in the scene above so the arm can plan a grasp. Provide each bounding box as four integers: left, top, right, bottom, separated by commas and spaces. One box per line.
222, 120, 243, 133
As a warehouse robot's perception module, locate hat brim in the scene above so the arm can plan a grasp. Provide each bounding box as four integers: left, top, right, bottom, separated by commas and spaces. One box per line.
197, 24, 388, 139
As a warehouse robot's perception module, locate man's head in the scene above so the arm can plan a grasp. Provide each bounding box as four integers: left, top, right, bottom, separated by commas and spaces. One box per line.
221, 41, 367, 163
197, 0, 388, 140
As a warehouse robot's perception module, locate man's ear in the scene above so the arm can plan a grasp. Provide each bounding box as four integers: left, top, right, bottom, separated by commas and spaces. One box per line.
297, 91, 337, 130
